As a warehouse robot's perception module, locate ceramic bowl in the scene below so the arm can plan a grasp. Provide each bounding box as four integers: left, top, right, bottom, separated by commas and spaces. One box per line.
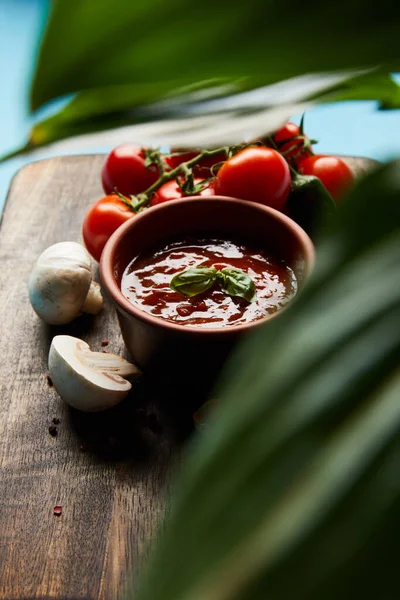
100, 196, 315, 390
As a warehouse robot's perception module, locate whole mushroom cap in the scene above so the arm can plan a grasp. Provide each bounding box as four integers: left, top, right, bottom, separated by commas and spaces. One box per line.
29, 242, 97, 325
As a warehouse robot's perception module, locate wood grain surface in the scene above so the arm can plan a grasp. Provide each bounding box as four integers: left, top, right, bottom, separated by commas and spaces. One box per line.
0, 155, 194, 600
0, 154, 378, 600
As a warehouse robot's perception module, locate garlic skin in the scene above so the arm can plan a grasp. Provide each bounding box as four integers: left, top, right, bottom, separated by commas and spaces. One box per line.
29, 242, 103, 324
48, 335, 141, 412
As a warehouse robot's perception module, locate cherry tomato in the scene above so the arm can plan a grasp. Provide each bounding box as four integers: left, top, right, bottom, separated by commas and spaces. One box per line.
298, 155, 354, 202
151, 179, 215, 206
82, 195, 135, 262
214, 147, 291, 210
164, 150, 197, 171
165, 149, 226, 177
274, 122, 312, 166
101, 145, 159, 196
274, 122, 300, 143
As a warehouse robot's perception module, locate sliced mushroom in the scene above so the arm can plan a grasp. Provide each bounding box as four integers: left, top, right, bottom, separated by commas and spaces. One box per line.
29, 241, 103, 325
48, 335, 141, 411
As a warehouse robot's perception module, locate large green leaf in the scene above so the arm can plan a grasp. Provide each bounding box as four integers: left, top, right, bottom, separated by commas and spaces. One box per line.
2, 0, 396, 160
4, 71, 400, 160
310, 71, 400, 109
2, 0, 399, 158
31, 0, 400, 112
129, 160, 400, 600
314, 71, 400, 108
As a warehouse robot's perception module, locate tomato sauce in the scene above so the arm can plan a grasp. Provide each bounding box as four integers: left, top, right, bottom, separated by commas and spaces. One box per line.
121, 238, 298, 328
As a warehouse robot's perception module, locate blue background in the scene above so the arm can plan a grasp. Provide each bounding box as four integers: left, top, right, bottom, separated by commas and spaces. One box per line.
1, 0, 400, 215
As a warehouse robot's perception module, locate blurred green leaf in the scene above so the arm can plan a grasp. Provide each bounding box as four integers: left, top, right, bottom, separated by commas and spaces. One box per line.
129, 160, 400, 600
4, 72, 400, 160
287, 174, 337, 240
313, 72, 400, 107
32, 71, 399, 140
2, 0, 398, 159
31, 0, 400, 112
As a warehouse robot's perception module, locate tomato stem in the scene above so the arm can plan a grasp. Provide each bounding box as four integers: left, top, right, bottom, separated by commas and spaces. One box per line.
266, 136, 279, 150
130, 146, 231, 211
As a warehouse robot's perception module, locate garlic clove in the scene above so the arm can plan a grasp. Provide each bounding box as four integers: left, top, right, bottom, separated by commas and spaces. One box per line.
48, 335, 141, 412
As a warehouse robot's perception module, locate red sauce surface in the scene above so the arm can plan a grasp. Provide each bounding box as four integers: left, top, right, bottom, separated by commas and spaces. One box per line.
121, 238, 298, 328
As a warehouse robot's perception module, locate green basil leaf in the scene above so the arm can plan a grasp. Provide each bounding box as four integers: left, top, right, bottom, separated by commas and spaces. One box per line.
287, 174, 337, 241
217, 268, 257, 303
170, 267, 217, 297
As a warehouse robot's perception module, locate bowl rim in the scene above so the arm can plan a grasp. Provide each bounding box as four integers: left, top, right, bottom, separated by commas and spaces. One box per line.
100, 195, 315, 336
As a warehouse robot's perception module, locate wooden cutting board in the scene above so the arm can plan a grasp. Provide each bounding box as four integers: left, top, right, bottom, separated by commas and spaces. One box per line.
0, 155, 194, 600
0, 154, 378, 600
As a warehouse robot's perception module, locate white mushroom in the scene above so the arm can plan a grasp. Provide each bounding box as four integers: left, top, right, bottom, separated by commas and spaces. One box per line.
29, 241, 103, 324
48, 335, 141, 411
